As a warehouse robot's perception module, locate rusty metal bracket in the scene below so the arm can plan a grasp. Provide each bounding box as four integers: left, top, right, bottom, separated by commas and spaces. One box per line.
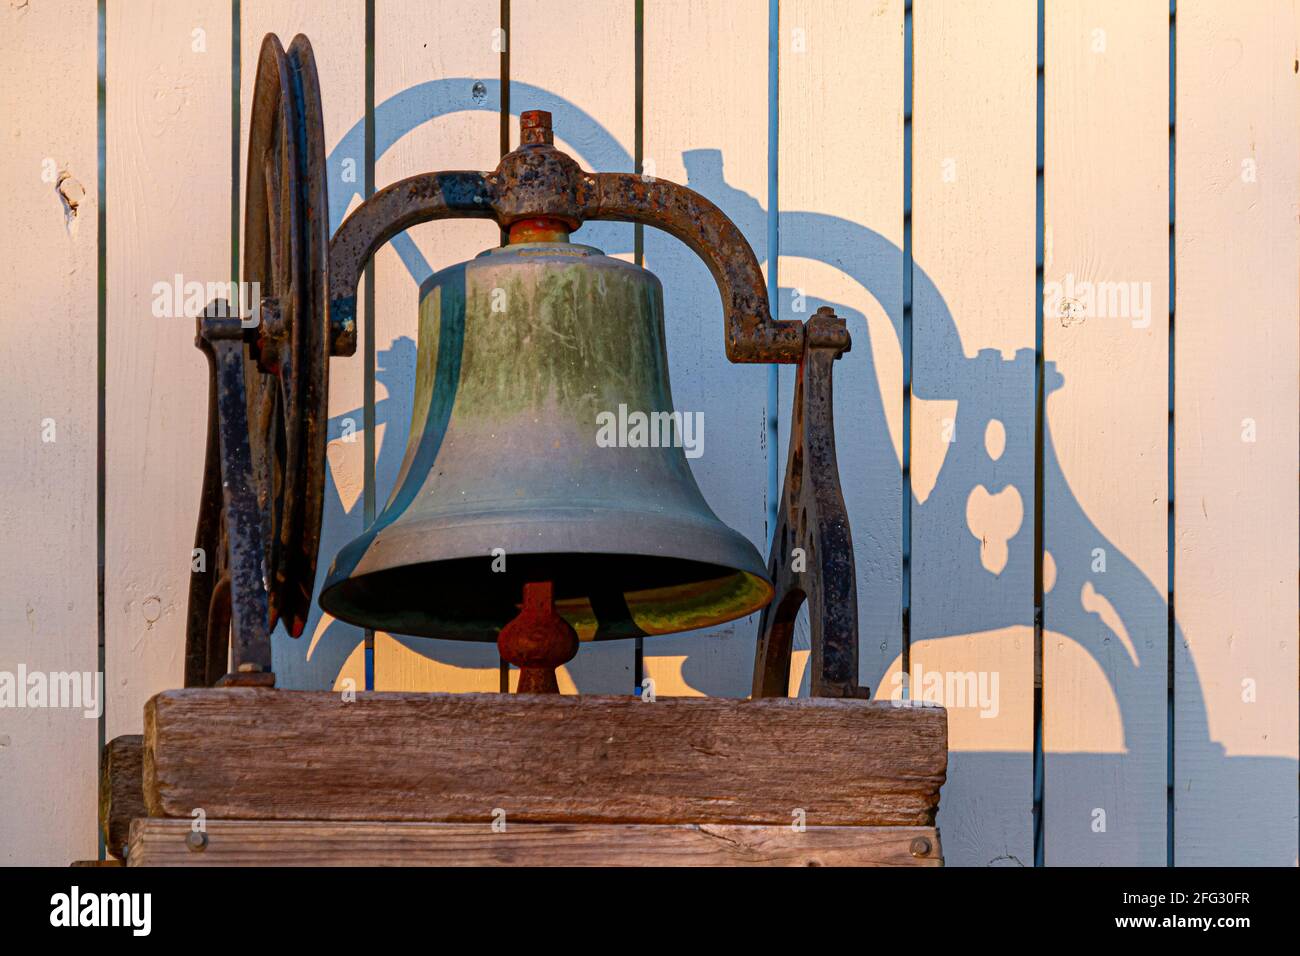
752, 307, 867, 700
327, 110, 830, 365
186, 305, 275, 688
184, 314, 228, 688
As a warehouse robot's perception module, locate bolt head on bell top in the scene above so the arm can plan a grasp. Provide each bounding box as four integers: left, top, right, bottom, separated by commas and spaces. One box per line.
519, 109, 554, 145
318, 231, 773, 644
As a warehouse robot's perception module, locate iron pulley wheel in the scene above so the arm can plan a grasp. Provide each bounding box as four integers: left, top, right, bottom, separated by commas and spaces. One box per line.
242, 33, 331, 637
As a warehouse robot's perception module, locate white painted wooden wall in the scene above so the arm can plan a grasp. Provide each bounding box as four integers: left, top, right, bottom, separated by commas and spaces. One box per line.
2, 0, 1296, 867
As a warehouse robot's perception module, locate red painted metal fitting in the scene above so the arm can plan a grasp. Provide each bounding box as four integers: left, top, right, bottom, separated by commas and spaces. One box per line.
508, 216, 572, 244
520, 109, 554, 146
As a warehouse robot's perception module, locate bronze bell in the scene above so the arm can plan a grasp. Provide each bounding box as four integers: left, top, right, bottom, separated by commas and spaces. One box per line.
318, 221, 773, 654
188, 43, 859, 700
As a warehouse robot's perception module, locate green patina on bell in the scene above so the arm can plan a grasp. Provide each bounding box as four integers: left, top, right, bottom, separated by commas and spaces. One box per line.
319, 228, 772, 642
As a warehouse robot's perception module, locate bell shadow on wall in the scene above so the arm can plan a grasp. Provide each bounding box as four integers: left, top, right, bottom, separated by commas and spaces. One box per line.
282, 79, 1292, 865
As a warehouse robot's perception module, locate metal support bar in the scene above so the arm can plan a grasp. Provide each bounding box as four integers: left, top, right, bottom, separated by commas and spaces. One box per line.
752, 307, 868, 699
185, 328, 226, 687
188, 304, 276, 688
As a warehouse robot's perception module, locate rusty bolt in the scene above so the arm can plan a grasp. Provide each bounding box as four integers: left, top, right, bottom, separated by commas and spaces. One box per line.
909, 836, 932, 858
520, 109, 553, 146
186, 830, 208, 852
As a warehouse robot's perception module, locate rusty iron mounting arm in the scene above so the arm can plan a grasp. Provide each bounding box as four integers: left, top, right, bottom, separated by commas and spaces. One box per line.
752, 307, 867, 700
589, 172, 807, 363
326, 110, 825, 364
325, 170, 494, 358
189, 306, 276, 687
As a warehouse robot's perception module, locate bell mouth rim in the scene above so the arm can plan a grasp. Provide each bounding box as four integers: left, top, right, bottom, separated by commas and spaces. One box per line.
327, 502, 770, 575
319, 502, 774, 644
318, 561, 774, 644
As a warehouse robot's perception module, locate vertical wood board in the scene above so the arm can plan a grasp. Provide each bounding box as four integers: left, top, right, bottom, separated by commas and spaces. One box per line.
910, 0, 1038, 867
1043, 0, 1169, 866
640, 0, 771, 700
778, 0, 905, 699
370, 0, 505, 691
1173, 0, 1299, 866
104, 0, 233, 737
0, 0, 101, 865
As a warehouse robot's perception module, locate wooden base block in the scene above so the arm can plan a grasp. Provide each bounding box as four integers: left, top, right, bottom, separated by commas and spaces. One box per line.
128, 819, 943, 867
99, 734, 146, 860
145, 689, 948, 827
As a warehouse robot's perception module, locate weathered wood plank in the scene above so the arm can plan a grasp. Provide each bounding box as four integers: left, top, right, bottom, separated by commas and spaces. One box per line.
0, 0, 100, 866
104, 0, 232, 735
778, 0, 905, 698
128, 819, 942, 866
1043, 0, 1169, 866
909, 0, 1037, 867
1173, 0, 1299, 866
144, 689, 947, 825
639, 0, 771, 699
99, 735, 146, 860
369, 0, 504, 692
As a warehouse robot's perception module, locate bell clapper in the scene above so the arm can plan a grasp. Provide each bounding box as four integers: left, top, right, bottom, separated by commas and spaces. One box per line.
496, 581, 579, 694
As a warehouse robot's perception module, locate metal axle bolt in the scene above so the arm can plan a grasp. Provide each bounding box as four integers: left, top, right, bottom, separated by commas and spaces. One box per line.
519, 109, 553, 146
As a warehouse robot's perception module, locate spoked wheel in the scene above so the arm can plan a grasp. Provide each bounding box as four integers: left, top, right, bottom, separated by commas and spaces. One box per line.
242, 33, 331, 638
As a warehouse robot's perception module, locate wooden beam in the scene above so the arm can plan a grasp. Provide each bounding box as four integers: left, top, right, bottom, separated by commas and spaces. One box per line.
1174, 0, 1299, 867
639, 0, 770, 698
777, 0, 906, 698
104, 0, 232, 738
144, 690, 946, 826
128, 819, 942, 867
0, 0, 100, 866
99, 735, 146, 860
368, 0, 505, 694
910, 0, 1037, 869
